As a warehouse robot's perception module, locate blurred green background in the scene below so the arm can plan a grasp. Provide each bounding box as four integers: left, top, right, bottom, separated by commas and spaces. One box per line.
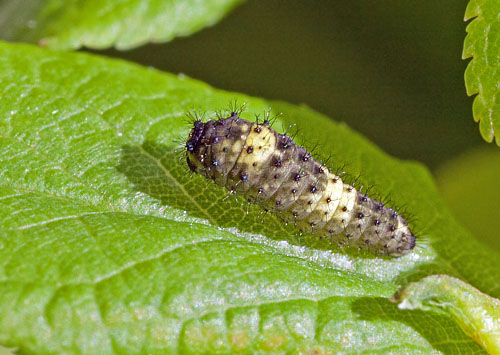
94, 0, 481, 169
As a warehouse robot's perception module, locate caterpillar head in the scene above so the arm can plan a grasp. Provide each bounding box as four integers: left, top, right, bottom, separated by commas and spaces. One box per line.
186, 120, 206, 173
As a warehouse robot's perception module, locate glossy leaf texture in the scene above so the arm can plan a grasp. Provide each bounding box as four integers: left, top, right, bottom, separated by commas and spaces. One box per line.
0, 41, 498, 353
464, 0, 500, 145
392, 275, 500, 354
0, 0, 245, 50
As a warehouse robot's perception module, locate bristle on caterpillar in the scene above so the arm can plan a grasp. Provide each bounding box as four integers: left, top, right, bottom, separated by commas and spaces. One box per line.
185, 113, 416, 257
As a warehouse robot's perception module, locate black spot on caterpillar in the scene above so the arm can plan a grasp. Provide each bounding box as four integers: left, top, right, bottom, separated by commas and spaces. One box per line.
185, 112, 416, 257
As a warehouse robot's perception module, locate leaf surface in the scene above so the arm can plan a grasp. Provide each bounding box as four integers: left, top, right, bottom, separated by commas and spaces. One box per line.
0, 0, 244, 50
392, 275, 500, 354
0, 41, 496, 353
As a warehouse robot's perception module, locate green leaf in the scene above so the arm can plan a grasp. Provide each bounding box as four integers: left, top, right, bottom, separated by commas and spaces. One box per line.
392, 275, 500, 353
463, 0, 500, 145
435, 147, 500, 253
0, 0, 244, 50
0, 41, 497, 354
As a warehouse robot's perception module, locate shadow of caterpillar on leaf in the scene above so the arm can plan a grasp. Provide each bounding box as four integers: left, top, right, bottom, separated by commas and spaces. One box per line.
117, 140, 387, 260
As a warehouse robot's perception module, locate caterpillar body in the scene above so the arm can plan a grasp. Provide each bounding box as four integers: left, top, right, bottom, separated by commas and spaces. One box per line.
185, 113, 416, 257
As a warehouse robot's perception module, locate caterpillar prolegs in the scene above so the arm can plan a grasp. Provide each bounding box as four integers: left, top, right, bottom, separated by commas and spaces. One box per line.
185, 113, 416, 257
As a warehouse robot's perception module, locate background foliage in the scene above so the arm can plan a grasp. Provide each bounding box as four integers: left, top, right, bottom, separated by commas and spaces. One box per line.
464, 0, 500, 145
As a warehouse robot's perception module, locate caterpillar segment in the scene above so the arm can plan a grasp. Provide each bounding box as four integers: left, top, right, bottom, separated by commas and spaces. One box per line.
186, 113, 416, 256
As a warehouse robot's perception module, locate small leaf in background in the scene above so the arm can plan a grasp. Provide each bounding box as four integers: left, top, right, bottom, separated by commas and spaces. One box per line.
0, 41, 497, 353
0, 0, 245, 50
464, 0, 500, 146
436, 146, 500, 253
392, 274, 500, 354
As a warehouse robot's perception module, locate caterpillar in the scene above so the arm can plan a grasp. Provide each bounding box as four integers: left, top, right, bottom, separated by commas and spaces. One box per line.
185, 112, 416, 257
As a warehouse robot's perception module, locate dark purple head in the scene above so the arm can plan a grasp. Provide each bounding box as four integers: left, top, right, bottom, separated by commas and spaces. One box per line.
186, 120, 205, 153
186, 120, 206, 172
